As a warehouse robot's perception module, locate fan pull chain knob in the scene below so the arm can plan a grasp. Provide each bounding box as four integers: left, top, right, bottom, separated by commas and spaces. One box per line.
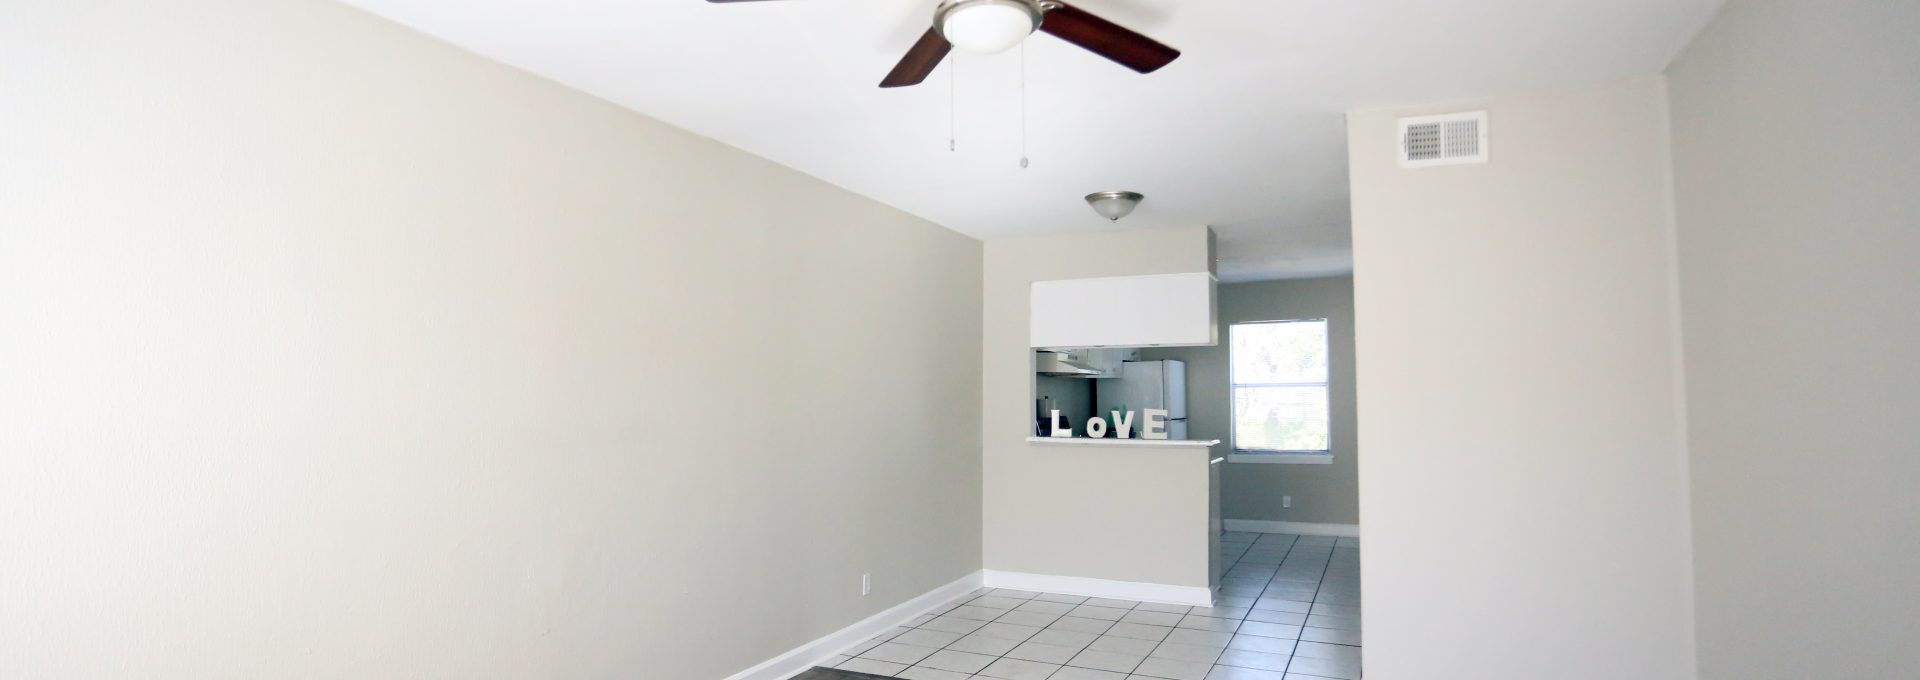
1018, 43, 1029, 169
948, 53, 957, 153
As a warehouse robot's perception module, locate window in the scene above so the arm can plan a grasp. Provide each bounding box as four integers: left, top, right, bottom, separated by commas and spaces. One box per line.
1230, 320, 1331, 460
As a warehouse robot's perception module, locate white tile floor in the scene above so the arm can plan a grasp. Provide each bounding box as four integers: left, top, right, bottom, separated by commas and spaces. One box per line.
820, 531, 1361, 680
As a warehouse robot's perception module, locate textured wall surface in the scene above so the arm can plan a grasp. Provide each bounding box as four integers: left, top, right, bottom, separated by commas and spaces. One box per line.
1668, 2, 1920, 678
0, 2, 982, 678
982, 226, 1217, 588
1348, 78, 1696, 680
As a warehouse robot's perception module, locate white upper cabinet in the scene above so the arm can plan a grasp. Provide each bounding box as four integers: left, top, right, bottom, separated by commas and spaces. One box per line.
1030, 272, 1218, 348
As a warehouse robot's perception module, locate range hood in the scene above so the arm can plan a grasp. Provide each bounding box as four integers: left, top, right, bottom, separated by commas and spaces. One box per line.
1035, 351, 1100, 376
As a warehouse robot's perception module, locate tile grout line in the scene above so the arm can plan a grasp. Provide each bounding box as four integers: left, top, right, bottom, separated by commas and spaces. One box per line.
1283, 536, 1337, 679
836, 530, 1354, 680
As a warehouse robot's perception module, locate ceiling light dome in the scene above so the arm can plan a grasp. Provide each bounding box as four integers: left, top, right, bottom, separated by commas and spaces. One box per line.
936, 0, 1044, 54
1085, 191, 1144, 221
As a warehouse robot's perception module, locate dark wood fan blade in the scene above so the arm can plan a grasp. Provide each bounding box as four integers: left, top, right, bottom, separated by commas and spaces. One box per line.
1039, 1, 1180, 74
879, 28, 952, 88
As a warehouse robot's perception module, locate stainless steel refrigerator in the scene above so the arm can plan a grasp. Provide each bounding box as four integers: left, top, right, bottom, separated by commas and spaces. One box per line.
1096, 360, 1187, 439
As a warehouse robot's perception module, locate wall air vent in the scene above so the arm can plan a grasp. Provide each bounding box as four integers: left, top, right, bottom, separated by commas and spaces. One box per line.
1398, 110, 1488, 168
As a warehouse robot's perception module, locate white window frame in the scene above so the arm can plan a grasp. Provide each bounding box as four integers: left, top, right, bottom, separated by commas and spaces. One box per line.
1228, 319, 1334, 465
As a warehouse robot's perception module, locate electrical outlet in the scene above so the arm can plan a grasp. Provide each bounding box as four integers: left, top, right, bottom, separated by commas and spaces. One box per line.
861, 573, 871, 596
1283, 496, 1292, 509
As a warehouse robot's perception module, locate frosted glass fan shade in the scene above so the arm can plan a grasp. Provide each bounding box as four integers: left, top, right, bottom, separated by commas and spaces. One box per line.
939, 0, 1041, 54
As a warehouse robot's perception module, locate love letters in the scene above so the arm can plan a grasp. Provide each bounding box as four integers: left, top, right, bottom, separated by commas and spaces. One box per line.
1050, 408, 1171, 440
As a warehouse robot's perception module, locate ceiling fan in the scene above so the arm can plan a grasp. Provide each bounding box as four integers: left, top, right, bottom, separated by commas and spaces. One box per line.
707, 0, 1181, 88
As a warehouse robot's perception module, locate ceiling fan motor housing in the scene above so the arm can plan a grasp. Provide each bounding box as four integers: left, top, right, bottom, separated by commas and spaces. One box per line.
934, 0, 1046, 54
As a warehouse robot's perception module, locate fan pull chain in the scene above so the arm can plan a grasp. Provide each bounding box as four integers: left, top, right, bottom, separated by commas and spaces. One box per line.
948, 53, 957, 152
1019, 42, 1029, 169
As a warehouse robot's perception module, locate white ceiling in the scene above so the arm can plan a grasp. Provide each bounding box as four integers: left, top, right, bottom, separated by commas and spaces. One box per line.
337, 0, 1722, 282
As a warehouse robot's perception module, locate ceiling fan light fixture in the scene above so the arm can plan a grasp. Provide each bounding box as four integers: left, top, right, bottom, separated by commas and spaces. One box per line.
936, 0, 1044, 54
1085, 191, 1144, 221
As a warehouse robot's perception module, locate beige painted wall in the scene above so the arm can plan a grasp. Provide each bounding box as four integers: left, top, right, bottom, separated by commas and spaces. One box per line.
0, 2, 982, 678
1667, 2, 1920, 678
1347, 78, 1696, 680
981, 226, 1217, 588
1144, 276, 1359, 525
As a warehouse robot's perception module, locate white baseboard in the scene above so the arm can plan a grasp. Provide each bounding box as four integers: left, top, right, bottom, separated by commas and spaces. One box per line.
1224, 519, 1361, 538
981, 569, 1214, 607
722, 570, 984, 680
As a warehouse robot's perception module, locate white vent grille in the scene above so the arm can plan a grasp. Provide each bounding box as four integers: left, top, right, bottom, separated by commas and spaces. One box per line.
1398, 111, 1488, 168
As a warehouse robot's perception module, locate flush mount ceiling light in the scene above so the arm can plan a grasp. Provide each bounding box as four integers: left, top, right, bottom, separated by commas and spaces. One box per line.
934, 0, 1045, 54
1085, 191, 1144, 221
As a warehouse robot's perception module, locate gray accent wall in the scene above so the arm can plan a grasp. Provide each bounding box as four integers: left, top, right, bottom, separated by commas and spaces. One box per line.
1667, 2, 1920, 678
1035, 375, 1096, 436
1144, 277, 1360, 525
0, 2, 982, 678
